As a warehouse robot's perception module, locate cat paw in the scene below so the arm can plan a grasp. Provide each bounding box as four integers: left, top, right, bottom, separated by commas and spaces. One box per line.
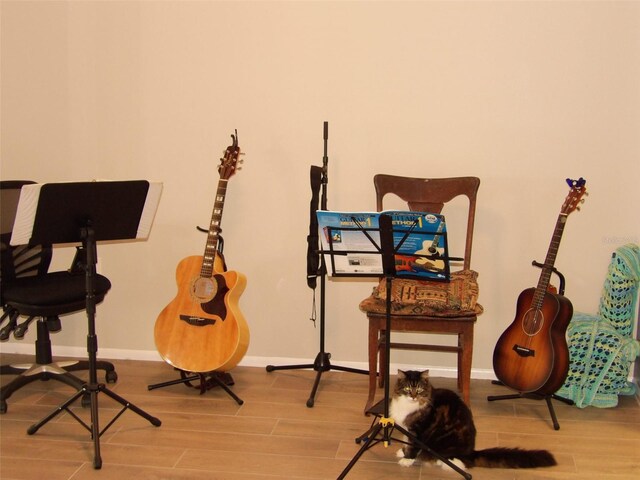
395, 448, 405, 458
398, 458, 416, 468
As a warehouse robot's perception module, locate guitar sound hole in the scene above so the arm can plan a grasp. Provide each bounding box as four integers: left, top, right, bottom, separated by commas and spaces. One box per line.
191, 277, 218, 302
521, 308, 544, 336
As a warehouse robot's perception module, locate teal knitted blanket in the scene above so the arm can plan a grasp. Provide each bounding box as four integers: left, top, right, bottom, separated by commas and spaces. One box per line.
557, 243, 640, 408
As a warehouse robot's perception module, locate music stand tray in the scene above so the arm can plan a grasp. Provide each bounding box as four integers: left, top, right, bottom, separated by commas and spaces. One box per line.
320, 212, 470, 480
10, 180, 163, 469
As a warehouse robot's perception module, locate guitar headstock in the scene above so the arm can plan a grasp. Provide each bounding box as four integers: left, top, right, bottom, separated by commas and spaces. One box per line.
561, 177, 588, 215
218, 129, 243, 180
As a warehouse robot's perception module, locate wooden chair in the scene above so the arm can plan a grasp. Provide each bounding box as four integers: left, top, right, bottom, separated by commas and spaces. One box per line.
360, 174, 482, 412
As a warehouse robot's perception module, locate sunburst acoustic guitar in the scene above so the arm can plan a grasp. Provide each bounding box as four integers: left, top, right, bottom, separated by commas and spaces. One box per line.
154, 132, 249, 374
493, 177, 587, 394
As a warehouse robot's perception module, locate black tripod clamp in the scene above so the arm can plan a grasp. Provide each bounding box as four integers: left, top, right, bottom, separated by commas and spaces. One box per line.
531, 260, 566, 295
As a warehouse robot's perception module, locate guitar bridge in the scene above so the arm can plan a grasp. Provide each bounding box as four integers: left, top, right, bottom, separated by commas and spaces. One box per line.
512, 344, 535, 357
179, 315, 216, 327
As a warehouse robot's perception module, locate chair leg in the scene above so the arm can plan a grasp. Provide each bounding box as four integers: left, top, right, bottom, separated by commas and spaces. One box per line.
458, 328, 473, 406
367, 320, 474, 409
365, 323, 379, 413
1, 363, 87, 413
378, 331, 387, 389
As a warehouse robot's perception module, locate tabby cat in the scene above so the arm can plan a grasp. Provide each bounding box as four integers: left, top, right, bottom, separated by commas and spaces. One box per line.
389, 370, 556, 470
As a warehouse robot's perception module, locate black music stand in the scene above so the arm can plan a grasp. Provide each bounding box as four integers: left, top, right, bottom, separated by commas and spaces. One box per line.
11, 181, 163, 469
330, 213, 470, 480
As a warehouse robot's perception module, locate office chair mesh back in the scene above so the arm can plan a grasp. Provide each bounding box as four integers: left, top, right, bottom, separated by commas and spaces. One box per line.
1, 180, 52, 306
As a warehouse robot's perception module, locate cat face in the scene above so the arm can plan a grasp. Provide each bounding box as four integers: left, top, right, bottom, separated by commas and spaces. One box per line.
395, 369, 432, 403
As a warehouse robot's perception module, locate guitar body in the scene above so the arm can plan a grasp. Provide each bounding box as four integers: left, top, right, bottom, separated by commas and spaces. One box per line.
154, 254, 249, 373
493, 287, 572, 393
536, 291, 572, 395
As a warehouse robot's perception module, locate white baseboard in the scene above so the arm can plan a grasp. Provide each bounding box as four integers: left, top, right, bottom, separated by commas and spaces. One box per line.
0, 343, 498, 380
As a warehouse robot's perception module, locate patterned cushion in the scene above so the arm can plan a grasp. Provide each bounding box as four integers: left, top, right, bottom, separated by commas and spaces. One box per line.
359, 270, 482, 317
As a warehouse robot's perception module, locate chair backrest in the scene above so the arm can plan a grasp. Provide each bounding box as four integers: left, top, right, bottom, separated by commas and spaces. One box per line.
1, 181, 52, 291
374, 174, 480, 271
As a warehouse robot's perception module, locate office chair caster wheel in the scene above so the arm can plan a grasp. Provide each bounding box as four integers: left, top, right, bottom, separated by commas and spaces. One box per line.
0, 399, 7, 414
105, 370, 118, 383
81, 393, 91, 408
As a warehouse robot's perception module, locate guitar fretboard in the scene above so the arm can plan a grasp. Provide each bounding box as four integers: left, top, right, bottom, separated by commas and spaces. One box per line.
201, 179, 228, 277
532, 213, 567, 308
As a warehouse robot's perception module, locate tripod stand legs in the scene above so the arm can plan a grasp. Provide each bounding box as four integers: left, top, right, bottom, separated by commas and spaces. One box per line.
266, 351, 368, 407
487, 381, 574, 431
337, 422, 383, 479
338, 416, 472, 480
148, 370, 244, 405
27, 382, 162, 469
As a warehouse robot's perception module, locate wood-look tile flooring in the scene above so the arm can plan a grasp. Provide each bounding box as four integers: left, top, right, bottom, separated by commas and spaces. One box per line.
0, 353, 639, 479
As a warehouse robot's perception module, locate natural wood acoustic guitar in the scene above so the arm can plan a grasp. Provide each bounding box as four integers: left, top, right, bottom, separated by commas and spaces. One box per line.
493, 178, 587, 394
154, 132, 249, 373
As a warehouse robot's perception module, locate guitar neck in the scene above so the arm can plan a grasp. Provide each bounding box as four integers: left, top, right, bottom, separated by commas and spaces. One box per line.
432, 221, 445, 246
201, 179, 228, 277
532, 213, 568, 307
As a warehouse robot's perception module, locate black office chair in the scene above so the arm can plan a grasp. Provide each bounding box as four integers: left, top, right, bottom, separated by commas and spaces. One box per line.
0, 180, 117, 413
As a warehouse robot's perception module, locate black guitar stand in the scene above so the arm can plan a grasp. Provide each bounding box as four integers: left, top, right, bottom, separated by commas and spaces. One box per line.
147, 232, 243, 406
487, 261, 574, 430
266, 122, 368, 408
335, 214, 470, 480
12, 181, 163, 469
148, 369, 243, 405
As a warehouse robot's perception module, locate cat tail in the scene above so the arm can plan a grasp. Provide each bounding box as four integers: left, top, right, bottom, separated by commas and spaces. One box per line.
462, 448, 556, 469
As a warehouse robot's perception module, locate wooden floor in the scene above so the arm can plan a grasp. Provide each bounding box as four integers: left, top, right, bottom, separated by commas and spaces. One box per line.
0, 353, 639, 480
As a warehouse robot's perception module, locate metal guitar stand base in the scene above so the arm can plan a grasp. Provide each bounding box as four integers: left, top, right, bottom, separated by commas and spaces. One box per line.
148, 370, 243, 405
487, 382, 574, 431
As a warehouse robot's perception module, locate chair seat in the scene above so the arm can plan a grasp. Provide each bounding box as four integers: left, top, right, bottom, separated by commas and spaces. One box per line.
359, 270, 482, 317
3, 271, 111, 316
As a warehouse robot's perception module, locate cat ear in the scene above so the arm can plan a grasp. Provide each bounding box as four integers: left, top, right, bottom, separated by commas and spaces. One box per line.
397, 370, 406, 379
420, 370, 430, 380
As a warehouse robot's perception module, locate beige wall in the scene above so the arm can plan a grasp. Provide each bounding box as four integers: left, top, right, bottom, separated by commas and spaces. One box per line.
2, 1, 639, 377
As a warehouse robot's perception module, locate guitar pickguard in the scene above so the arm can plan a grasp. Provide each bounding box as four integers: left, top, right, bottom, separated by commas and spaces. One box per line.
200, 274, 229, 319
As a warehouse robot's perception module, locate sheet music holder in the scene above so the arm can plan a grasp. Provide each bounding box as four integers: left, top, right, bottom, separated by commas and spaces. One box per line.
10, 180, 163, 469
317, 210, 452, 281
322, 212, 470, 480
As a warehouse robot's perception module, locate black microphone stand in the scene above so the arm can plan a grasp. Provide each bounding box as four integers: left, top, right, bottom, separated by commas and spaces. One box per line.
266, 122, 368, 407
